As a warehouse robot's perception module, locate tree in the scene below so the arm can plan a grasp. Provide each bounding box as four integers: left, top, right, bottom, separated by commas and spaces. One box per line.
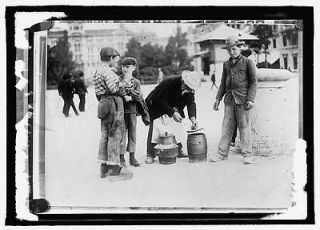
47, 34, 76, 87
163, 26, 192, 74
251, 24, 275, 67
125, 37, 141, 61
124, 26, 193, 82
125, 38, 142, 79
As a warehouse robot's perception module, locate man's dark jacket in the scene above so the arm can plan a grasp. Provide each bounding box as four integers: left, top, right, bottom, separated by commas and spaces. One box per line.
75, 78, 88, 95
145, 75, 196, 120
58, 79, 74, 99
216, 54, 257, 105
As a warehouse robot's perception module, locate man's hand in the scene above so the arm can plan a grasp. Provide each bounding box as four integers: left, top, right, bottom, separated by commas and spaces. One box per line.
173, 111, 183, 123
245, 101, 254, 110
190, 117, 198, 130
213, 99, 220, 111
124, 95, 132, 102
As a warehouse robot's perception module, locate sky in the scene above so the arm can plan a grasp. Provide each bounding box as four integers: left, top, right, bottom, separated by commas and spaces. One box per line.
54, 21, 192, 38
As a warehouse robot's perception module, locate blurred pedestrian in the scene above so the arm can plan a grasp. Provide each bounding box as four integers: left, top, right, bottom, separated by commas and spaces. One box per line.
74, 70, 88, 112
144, 70, 201, 164
157, 68, 164, 84
58, 74, 79, 117
211, 37, 257, 164
210, 70, 218, 90
93, 47, 133, 180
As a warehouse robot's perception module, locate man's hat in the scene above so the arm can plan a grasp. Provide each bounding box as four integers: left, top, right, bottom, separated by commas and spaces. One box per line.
222, 36, 245, 49
181, 70, 201, 90
120, 57, 137, 66
100, 47, 120, 59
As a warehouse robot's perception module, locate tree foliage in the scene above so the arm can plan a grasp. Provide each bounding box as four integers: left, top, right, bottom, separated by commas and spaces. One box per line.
125, 26, 193, 82
250, 24, 274, 49
47, 34, 76, 87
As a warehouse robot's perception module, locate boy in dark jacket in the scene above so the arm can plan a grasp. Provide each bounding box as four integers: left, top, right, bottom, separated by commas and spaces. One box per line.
119, 57, 142, 167
212, 37, 257, 164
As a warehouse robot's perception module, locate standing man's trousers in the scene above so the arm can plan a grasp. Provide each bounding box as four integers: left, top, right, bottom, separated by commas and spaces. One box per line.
218, 100, 253, 157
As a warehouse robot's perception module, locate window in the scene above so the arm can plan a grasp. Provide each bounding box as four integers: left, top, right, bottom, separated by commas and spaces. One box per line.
273, 38, 276, 48
75, 40, 80, 52
293, 53, 298, 69
282, 34, 287, 46
282, 54, 288, 69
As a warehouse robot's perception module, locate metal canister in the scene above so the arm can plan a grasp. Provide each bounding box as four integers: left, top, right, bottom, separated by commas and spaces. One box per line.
154, 132, 178, 165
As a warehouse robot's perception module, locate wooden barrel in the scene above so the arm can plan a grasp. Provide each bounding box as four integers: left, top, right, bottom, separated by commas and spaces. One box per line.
187, 133, 207, 163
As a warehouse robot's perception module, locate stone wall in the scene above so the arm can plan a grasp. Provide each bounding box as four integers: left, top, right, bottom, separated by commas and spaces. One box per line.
250, 69, 299, 156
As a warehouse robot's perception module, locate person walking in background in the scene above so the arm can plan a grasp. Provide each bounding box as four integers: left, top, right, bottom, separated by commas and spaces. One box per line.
157, 68, 164, 84
119, 57, 143, 167
210, 70, 218, 90
74, 70, 88, 112
58, 74, 79, 117
211, 37, 257, 164
93, 47, 133, 180
144, 70, 201, 164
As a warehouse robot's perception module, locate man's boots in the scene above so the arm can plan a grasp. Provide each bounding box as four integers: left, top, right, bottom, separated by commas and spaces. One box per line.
177, 143, 188, 158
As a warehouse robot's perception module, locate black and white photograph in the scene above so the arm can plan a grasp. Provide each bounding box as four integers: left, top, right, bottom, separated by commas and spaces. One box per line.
5, 4, 318, 227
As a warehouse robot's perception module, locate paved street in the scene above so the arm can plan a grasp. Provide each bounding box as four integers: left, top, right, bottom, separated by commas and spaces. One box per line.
44, 80, 296, 211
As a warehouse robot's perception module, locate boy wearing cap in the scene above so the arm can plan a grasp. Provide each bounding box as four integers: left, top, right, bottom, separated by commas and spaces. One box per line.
94, 47, 133, 179
211, 36, 257, 164
119, 57, 141, 167
144, 70, 201, 164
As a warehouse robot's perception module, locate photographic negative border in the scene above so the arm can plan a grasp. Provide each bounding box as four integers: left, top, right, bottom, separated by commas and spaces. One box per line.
6, 5, 314, 225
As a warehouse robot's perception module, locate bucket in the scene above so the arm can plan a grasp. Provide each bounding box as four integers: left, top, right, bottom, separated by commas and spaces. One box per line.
187, 132, 207, 163
154, 132, 178, 165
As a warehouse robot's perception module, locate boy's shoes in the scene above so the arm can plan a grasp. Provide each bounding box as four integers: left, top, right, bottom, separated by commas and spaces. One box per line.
100, 164, 108, 178
210, 153, 228, 162
120, 154, 126, 167
108, 167, 134, 181
243, 156, 254, 164
177, 150, 188, 158
129, 158, 140, 167
145, 156, 155, 164
107, 165, 122, 176
120, 160, 127, 167
100, 164, 133, 180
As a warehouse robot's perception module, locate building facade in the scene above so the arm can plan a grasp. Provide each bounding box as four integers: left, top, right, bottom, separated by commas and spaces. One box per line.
185, 21, 299, 83
48, 22, 169, 78
267, 24, 299, 71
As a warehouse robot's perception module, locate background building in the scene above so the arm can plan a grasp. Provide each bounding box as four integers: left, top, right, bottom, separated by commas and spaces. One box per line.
267, 24, 298, 71
48, 22, 170, 78
186, 23, 258, 80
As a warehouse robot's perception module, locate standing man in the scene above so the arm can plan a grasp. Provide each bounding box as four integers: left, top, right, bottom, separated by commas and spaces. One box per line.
58, 74, 79, 117
157, 68, 164, 84
211, 37, 257, 164
93, 47, 132, 179
210, 70, 218, 90
145, 70, 201, 164
74, 70, 88, 112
